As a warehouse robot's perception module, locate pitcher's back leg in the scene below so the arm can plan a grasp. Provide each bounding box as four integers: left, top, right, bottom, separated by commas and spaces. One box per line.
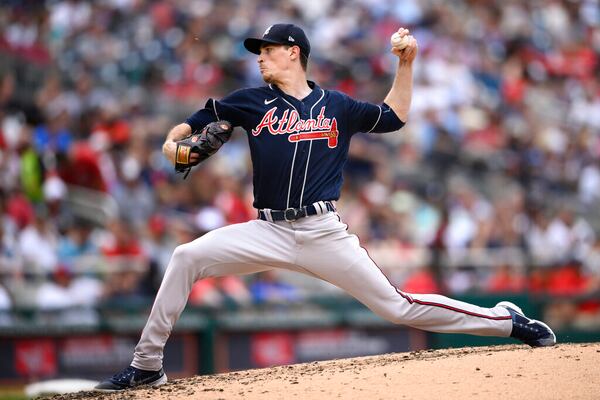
297, 214, 513, 337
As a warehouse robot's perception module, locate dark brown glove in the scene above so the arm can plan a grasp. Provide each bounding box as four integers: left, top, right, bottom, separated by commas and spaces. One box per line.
174, 120, 233, 178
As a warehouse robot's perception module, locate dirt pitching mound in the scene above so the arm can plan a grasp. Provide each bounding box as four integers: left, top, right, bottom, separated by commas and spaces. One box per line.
50, 343, 599, 400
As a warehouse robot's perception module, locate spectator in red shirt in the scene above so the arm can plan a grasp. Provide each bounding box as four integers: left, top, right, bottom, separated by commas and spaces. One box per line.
57, 142, 107, 192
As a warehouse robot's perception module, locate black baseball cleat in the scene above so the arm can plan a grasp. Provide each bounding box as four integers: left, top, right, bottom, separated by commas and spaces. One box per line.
94, 365, 167, 392
497, 301, 556, 347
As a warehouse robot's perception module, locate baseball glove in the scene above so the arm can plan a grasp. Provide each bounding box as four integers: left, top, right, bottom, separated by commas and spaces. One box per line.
175, 120, 233, 178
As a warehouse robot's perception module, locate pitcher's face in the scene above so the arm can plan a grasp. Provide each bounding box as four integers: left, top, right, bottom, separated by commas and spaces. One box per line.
257, 44, 296, 84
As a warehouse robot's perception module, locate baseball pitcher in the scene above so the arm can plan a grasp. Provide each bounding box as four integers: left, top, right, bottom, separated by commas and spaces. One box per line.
95, 24, 555, 391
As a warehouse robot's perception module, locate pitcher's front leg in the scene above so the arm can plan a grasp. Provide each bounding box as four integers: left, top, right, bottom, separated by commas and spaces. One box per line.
132, 223, 277, 370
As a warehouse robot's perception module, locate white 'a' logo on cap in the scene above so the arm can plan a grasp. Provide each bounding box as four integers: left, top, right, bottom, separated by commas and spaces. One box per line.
264, 25, 273, 36
288, 36, 295, 42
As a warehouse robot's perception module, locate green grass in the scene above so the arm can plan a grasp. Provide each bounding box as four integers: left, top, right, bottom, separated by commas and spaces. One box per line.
0, 393, 28, 400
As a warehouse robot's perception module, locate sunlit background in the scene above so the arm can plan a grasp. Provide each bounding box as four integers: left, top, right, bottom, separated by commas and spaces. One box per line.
1, 0, 599, 397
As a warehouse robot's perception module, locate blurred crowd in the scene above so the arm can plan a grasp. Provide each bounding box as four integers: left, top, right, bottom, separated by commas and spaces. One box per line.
1, 0, 600, 330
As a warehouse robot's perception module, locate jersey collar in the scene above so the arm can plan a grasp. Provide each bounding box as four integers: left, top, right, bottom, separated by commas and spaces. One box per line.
269, 81, 321, 105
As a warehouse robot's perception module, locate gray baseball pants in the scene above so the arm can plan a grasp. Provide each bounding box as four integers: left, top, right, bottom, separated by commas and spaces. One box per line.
132, 209, 512, 370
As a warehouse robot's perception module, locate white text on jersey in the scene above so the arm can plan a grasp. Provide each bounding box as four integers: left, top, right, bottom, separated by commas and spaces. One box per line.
252, 106, 339, 148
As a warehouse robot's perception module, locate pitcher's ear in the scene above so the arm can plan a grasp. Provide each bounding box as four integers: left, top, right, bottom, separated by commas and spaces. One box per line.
290, 45, 301, 60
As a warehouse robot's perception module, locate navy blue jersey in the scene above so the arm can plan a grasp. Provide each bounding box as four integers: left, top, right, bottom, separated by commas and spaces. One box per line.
185, 81, 404, 210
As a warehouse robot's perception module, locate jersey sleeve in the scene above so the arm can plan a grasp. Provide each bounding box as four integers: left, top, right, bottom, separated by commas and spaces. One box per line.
345, 95, 405, 135
185, 89, 251, 132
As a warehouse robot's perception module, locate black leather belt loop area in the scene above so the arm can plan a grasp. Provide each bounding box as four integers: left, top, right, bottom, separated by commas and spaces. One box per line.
258, 201, 336, 222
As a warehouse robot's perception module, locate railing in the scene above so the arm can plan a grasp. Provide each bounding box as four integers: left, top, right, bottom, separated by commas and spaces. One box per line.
0, 245, 583, 276
64, 185, 119, 227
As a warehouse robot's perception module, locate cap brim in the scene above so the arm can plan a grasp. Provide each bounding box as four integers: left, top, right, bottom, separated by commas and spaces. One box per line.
243, 38, 286, 55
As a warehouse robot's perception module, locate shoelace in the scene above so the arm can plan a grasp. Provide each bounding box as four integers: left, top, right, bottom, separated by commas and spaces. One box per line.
112, 366, 137, 383
515, 321, 540, 337
513, 316, 551, 340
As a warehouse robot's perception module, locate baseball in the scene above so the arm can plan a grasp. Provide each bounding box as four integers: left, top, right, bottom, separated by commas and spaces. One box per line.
390, 32, 410, 50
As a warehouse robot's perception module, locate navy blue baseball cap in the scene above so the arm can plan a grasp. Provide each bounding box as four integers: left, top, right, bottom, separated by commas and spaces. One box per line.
244, 24, 311, 58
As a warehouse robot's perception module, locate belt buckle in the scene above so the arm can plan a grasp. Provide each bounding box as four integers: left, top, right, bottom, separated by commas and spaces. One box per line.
284, 207, 299, 222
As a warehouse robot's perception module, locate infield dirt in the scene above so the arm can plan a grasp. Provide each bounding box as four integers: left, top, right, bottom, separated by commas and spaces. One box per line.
49, 342, 599, 400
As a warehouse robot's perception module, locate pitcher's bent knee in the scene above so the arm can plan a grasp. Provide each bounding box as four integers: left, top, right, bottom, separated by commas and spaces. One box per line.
170, 243, 192, 265
168, 242, 211, 277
